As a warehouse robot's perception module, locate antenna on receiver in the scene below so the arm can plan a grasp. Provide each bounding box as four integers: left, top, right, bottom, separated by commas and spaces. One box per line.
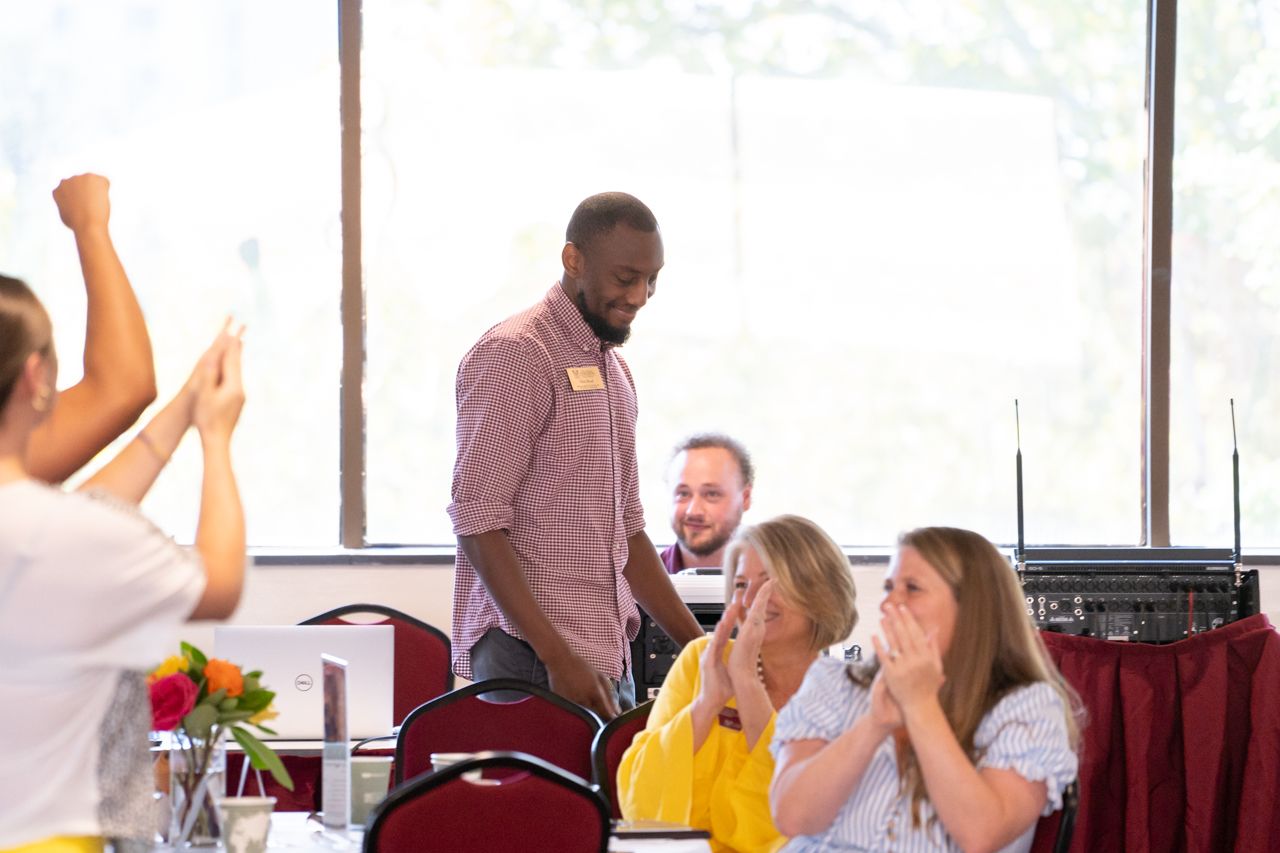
1016, 400, 1025, 581
1232, 399, 1243, 587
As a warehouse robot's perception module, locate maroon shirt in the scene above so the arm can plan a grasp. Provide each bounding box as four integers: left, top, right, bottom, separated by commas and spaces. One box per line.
447, 284, 645, 681
659, 542, 685, 574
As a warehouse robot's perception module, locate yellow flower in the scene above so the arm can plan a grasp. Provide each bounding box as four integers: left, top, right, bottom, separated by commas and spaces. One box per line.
249, 704, 279, 726
148, 655, 189, 685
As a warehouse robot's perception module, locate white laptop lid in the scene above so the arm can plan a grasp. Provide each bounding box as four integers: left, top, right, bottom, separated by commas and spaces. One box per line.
214, 625, 394, 740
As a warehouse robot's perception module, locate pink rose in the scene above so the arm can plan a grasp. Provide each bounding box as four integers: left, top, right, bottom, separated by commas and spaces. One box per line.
150, 672, 198, 731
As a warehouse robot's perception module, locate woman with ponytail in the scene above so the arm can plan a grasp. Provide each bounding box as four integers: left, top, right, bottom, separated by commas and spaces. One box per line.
0, 275, 247, 853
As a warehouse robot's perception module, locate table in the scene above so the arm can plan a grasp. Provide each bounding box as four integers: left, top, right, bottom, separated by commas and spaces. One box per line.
262, 812, 712, 852
267, 813, 363, 850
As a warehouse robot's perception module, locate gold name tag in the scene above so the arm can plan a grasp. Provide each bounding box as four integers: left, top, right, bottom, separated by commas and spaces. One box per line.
566, 366, 605, 391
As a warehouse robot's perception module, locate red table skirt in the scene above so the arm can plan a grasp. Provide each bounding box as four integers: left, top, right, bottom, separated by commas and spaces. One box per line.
1033, 614, 1280, 853
225, 749, 395, 812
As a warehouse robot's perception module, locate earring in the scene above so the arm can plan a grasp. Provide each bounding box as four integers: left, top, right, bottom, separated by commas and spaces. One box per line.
31, 386, 53, 412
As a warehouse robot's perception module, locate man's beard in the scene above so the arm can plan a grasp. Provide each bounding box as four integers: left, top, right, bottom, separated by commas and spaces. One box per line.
677, 524, 733, 559
573, 290, 631, 346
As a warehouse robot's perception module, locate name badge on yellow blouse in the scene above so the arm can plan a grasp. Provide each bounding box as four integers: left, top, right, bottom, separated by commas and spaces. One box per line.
566, 366, 605, 391
717, 707, 742, 731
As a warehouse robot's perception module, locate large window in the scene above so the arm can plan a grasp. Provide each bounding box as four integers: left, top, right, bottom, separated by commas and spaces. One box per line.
0, 1, 340, 544
364, 0, 1147, 545
1172, 0, 1280, 546
3, 1, 1272, 549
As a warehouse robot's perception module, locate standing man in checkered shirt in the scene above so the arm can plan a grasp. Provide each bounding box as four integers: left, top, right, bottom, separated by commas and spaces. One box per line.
447, 193, 704, 720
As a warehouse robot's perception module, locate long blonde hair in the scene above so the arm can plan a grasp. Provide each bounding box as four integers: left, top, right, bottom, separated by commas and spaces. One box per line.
852, 526, 1081, 826
723, 514, 857, 652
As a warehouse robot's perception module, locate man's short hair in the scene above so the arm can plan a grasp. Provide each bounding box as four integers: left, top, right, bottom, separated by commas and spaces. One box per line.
566, 192, 658, 252
672, 433, 755, 487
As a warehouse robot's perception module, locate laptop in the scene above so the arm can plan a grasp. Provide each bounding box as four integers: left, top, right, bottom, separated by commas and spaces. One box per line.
214, 625, 395, 740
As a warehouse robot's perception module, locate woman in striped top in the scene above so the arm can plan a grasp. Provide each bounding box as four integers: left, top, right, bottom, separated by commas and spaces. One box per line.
769, 527, 1079, 853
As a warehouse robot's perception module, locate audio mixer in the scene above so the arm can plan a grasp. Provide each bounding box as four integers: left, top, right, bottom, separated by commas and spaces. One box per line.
1018, 547, 1259, 643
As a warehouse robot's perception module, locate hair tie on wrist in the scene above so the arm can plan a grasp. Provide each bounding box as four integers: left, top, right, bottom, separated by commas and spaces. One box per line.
137, 431, 166, 461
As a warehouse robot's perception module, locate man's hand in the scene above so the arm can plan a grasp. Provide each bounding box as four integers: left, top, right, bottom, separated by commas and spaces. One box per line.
53, 174, 112, 234
546, 652, 620, 721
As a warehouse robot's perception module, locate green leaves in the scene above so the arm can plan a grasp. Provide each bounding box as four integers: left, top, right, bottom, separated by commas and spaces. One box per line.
217, 710, 256, 725
182, 704, 218, 742
182, 642, 208, 668
232, 726, 294, 791
236, 689, 275, 714
164, 643, 291, 791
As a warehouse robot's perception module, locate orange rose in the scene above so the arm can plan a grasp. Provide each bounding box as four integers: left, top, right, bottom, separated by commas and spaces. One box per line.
203, 659, 244, 697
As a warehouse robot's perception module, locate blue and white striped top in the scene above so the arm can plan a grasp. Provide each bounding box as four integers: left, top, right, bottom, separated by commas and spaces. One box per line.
770, 657, 1077, 853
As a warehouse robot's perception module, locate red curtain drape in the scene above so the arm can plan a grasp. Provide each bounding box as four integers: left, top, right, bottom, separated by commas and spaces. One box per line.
1030, 613, 1280, 853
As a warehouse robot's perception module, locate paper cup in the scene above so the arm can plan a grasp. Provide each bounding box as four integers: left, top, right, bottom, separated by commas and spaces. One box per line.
430, 752, 484, 782
219, 796, 276, 853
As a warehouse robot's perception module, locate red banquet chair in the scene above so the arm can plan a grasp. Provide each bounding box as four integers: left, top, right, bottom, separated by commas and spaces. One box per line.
394, 679, 602, 784
364, 751, 610, 853
590, 700, 653, 818
300, 603, 454, 724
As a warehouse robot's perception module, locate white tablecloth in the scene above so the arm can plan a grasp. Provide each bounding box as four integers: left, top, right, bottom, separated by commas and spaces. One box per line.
263, 812, 711, 852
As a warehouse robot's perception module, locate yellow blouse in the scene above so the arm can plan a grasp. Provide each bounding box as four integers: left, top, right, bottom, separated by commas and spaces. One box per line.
2, 838, 102, 853
617, 636, 786, 853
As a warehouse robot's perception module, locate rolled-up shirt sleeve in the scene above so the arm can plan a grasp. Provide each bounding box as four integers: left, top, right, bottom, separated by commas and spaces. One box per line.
617, 357, 646, 538
447, 336, 553, 537
623, 462, 645, 539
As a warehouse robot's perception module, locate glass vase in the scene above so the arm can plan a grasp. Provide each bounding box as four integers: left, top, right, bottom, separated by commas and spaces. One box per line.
170, 727, 228, 848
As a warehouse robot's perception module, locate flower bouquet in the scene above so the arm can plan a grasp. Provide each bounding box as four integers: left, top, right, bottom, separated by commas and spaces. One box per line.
150, 642, 293, 848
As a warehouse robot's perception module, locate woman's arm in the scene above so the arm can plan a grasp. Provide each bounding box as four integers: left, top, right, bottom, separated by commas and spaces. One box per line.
187, 334, 246, 621
725, 580, 777, 751
879, 605, 1047, 853
81, 325, 232, 503
615, 637, 707, 824
28, 175, 157, 483
690, 604, 740, 752
769, 672, 899, 837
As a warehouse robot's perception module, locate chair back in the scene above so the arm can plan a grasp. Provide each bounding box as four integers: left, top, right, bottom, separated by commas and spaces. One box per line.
300, 604, 453, 725
364, 751, 610, 853
590, 700, 653, 818
395, 679, 602, 783
1030, 778, 1079, 853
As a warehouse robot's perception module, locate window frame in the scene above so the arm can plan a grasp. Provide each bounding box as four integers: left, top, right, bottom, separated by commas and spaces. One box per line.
329, 0, 1215, 552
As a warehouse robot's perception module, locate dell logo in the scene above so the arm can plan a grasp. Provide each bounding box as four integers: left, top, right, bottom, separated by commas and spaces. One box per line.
295, 674, 314, 691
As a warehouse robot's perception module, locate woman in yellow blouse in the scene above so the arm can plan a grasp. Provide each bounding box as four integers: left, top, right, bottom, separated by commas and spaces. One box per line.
617, 514, 858, 853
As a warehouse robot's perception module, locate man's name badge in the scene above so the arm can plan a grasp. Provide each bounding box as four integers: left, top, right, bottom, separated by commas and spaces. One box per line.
717, 707, 742, 731
566, 366, 605, 391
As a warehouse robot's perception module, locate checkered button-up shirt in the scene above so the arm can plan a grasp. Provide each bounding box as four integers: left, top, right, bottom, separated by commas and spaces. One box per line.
447, 284, 646, 681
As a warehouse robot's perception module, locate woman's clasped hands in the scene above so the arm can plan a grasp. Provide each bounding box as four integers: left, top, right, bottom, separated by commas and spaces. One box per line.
699, 578, 776, 705
691, 578, 777, 751
869, 604, 945, 731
